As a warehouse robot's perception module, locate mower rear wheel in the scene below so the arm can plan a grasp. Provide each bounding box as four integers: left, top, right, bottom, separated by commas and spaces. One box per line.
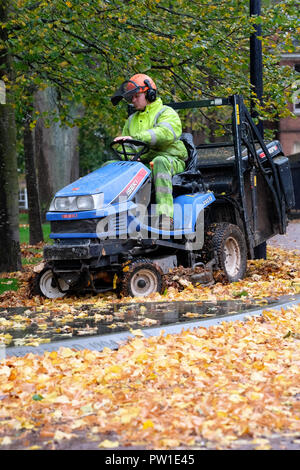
203, 223, 247, 282
35, 268, 69, 299
120, 259, 165, 297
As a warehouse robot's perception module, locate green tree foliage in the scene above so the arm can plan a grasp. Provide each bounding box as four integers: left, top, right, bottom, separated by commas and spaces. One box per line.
1, 0, 299, 136
0, 0, 298, 273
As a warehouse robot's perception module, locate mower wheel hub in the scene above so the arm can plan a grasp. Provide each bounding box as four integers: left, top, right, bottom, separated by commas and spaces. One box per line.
131, 268, 158, 297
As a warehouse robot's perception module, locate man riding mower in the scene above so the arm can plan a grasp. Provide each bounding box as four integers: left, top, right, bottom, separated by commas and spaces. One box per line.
111, 73, 188, 230
34, 78, 294, 299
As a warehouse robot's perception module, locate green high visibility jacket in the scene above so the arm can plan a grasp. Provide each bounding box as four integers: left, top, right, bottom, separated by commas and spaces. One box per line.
122, 98, 188, 163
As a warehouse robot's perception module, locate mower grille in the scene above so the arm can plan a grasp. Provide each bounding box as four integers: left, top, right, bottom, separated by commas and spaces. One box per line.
51, 218, 99, 234
51, 213, 128, 235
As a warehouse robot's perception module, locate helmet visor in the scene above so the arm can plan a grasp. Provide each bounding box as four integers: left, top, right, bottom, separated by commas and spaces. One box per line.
111, 80, 143, 105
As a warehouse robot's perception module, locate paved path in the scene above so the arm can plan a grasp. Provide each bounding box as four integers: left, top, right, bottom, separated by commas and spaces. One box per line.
268, 220, 299, 251
4, 294, 300, 358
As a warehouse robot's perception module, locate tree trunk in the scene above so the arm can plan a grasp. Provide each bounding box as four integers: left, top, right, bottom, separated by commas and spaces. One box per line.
24, 112, 44, 245
0, 1, 22, 273
34, 87, 80, 219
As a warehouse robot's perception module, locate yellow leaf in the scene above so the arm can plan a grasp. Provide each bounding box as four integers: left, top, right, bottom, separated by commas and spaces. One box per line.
17, 419, 35, 430
136, 353, 148, 363
1, 436, 12, 446
130, 329, 144, 337
60, 348, 76, 358
159, 438, 180, 447
98, 440, 119, 448
250, 371, 266, 382
104, 364, 122, 375
142, 419, 154, 430
252, 438, 271, 450
248, 392, 264, 401
228, 393, 246, 403
119, 406, 140, 424
80, 404, 93, 414
54, 430, 75, 441
264, 351, 277, 361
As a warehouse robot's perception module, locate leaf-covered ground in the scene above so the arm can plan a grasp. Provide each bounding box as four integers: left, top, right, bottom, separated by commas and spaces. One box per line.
0, 245, 299, 349
0, 245, 299, 309
0, 303, 299, 450
0, 243, 299, 449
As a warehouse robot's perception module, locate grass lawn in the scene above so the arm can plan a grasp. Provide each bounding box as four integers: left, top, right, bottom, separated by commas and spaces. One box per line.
0, 278, 19, 295
19, 212, 50, 268
19, 212, 51, 244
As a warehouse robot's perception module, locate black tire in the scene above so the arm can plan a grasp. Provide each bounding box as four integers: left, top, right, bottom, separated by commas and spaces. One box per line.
33, 267, 69, 299
202, 223, 247, 282
119, 258, 165, 297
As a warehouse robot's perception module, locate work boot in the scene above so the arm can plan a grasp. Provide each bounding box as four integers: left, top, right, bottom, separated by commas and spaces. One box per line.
159, 215, 174, 231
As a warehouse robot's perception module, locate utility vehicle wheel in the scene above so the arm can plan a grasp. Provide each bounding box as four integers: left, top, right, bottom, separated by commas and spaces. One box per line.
120, 259, 165, 297
35, 268, 69, 299
203, 223, 247, 282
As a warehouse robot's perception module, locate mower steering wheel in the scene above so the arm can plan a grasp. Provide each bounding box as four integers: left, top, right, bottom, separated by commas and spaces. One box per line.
110, 139, 149, 162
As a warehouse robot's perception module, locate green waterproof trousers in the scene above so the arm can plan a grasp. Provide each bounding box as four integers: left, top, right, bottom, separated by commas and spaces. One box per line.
152, 155, 185, 217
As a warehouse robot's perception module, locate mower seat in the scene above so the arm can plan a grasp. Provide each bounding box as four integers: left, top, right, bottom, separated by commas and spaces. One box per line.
180, 133, 199, 172
172, 133, 205, 195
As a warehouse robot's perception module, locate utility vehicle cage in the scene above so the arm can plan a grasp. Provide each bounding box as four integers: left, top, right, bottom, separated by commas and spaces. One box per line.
167, 95, 294, 256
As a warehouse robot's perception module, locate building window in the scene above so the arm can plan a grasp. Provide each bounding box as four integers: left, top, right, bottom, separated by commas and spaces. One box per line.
19, 187, 28, 210
293, 64, 300, 114
293, 99, 300, 115
293, 142, 300, 154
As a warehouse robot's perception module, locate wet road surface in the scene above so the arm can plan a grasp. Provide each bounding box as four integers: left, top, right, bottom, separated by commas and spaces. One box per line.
2, 294, 299, 358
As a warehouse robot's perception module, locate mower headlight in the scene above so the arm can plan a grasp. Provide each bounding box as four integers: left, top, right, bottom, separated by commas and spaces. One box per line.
49, 193, 104, 212
76, 195, 94, 210
55, 197, 75, 211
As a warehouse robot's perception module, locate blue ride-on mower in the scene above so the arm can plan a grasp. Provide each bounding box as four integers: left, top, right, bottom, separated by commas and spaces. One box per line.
34, 95, 295, 299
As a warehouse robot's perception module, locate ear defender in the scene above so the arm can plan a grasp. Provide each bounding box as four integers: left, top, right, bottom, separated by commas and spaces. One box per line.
144, 79, 157, 102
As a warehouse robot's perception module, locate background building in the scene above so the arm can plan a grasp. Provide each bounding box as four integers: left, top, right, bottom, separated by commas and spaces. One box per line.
278, 52, 300, 156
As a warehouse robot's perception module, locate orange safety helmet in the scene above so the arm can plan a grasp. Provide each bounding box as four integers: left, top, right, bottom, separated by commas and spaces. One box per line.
111, 73, 157, 106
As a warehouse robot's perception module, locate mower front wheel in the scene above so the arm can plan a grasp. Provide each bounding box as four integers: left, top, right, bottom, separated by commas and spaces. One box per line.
120, 259, 165, 298
34, 267, 69, 299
